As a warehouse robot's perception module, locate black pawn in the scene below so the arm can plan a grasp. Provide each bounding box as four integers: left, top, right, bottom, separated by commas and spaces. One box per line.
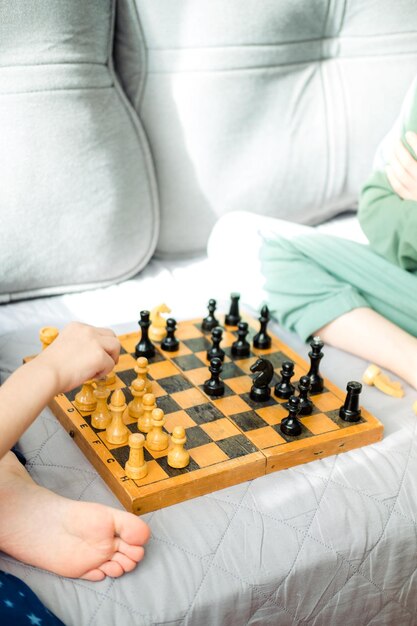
207, 327, 225, 362
339, 381, 362, 422
253, 305, 272, 350
250, 357, 274, 402
202, 299, 219, 331
161, 318, 179, 352
203, 357, 225, 397
280, 396, 302, 437
231, 321, 250, 357
306, 337, 324, 393
135, 310, 155, 359
274, 360, 295, 399
297, 375, 313, 416
225, 293, 241, 326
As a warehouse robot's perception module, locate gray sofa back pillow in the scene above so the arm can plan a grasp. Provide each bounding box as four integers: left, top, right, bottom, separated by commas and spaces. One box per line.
0, 0, 158, 302
114, 0, 417, 257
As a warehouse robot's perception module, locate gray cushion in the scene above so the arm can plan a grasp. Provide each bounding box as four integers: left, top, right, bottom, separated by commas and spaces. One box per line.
0, 0, 158, 302
114, 0, 417, 256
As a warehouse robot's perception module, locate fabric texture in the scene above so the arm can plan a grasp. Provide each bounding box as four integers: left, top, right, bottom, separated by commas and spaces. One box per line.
0, 0, 158, 302
114, 0, 417, 256
0, 571, 64, 625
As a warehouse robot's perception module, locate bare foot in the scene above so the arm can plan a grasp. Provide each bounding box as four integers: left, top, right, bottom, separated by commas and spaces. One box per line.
0, 452, 150, 581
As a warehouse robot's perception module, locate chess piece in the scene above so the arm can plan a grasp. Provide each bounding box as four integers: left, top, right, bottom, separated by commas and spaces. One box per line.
202, 298, 219, 331
161, 318, 179, 352
128, 378, 146, 420
362, 364, 404, 398
167, 426, 190, 468
231, 321, 250, 357
274, 361, 295, 399
203, 357, 225, 396
91, 379, 111, 429
125, 433, 148, 480
106, 389, 129, 445
339, 381, 362, 422
225, 293, 241, 326
39, 326, 59, 350
306, 336, 324, 393
135, 310, 156, 359
74, 380, 97, 413
297, 375, 313, 416
138, 393, 156, 433
207, 326, 225, 362
253, 305, 272, 350
134, 357, 152, 393
280, 396, 302, 436
149, 303, 171, 342
250, 357, 274, 402
146, 408, 169, 451
105, 370, 116, 386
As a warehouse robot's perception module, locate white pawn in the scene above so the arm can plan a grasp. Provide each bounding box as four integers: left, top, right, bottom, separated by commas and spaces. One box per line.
167, 426, 190, 469
125, 433, 147, 480
138, 393, 156, 433
106, 389, 129, 445
134, 357, 153, 393
128, 378, 146, 420
147, 408, 169, 451
91, 379, 111, 429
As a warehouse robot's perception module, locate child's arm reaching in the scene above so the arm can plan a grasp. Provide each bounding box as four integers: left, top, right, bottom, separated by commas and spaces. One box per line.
0, 322, 120, 459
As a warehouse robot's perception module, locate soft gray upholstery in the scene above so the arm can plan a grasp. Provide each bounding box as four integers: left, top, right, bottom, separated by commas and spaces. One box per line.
2, 1, 417, 298
114, 0, 417, 256
0, 0, 158, 302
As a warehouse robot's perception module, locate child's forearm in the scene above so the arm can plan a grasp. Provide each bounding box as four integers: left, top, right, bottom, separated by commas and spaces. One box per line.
0, 358, 59, 458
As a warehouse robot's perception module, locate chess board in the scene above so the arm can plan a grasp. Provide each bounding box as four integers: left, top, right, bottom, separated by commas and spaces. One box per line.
44, 316, 383, 514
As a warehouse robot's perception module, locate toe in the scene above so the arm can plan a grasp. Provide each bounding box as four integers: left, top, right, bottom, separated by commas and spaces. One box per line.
80, 568, 106, 582
110, 551, 138, 573
114, 511, 151, 546
115, 539, 145, 563
99, 560, 124, 578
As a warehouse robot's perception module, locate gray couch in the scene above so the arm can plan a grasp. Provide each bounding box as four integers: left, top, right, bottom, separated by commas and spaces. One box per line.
2, 2, 417, 625
2, 0, 417, 300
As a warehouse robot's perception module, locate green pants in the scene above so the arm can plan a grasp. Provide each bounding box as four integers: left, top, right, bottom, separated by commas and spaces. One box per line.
261, 227, 417, 341
208, 211, 417, 341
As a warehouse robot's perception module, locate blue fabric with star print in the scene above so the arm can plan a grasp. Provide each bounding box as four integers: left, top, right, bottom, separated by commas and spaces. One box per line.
0, 571, 64, 625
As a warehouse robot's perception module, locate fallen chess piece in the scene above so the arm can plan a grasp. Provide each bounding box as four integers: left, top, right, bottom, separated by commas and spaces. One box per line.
362, 364, 404, 398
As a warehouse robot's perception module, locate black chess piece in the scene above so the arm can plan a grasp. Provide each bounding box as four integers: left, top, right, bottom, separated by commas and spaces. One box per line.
297, 375, 313, 416
274, 360, 295, 399
253, 305, 272, 350
207, 326, 225, 362
202, 299, 219, 331
203, 357, 225, 397
225, 293, 241, 326
339, 381, 362, 422
250, 357, 274, 402
161, 318, 179, 352
306, 336, 324, 393
135, 310, 156, 359
280, 395, 302, 436
231, 321, 250, 357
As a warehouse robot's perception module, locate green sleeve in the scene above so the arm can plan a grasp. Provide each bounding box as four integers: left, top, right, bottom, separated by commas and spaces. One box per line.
358, 75, 417, 271
358, 168, 417, 271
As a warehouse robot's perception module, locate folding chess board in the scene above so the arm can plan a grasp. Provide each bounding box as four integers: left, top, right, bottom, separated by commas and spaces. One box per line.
45, 315, 383, 514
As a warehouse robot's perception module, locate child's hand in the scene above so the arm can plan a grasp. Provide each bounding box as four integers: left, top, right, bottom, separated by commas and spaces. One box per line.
36, 322, 120, 393
386, 131, 417, 201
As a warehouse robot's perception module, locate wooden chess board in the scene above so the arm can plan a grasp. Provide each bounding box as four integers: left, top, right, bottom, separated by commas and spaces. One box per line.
44, 315, 384, 514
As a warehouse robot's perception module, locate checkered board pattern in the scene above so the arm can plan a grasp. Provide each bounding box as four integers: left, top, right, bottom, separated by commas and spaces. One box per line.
47, 316, 383, 514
